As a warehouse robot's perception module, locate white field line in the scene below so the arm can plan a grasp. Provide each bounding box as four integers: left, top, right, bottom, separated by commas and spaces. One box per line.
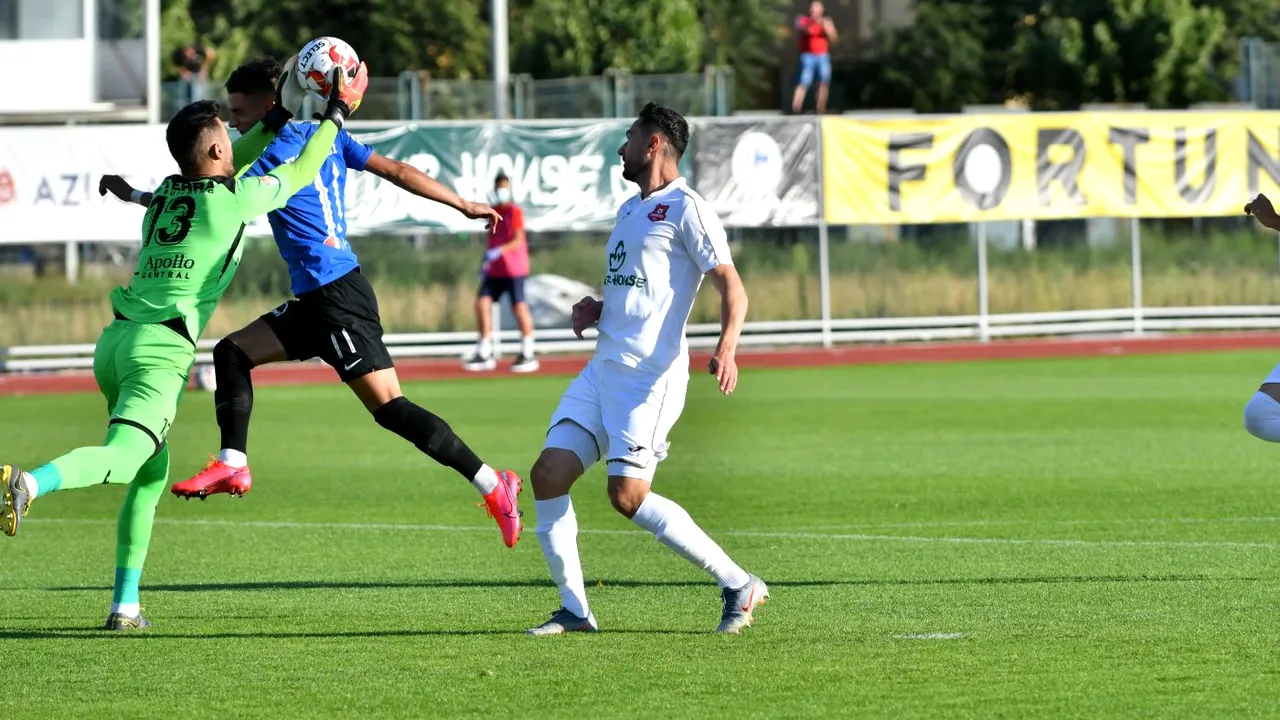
28, 517, 1280, 550
804, 516, 1280, 530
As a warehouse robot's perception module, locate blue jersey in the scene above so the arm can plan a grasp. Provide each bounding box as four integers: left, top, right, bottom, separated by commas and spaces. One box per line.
245, 122, 374, 295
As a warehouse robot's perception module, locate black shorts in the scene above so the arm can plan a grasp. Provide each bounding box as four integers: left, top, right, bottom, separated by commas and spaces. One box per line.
478, 275, 526, 303
260, 269, 394, 383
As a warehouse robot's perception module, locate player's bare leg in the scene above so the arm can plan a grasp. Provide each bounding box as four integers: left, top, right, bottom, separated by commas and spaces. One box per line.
527, 446, 598, 635
172, 319, 286, 499
463, 295, 497, 371
510, 300, 539, 373
608, 474, 767, 634
350, 368, 523, 547
791, 84, 807, 114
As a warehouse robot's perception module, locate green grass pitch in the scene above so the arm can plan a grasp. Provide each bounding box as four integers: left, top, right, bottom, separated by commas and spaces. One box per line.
3, 351, 1279, 718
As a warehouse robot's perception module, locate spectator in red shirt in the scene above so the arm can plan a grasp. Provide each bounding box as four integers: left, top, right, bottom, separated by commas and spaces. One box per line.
463, 172, 539, 373
791, 1, 837, 114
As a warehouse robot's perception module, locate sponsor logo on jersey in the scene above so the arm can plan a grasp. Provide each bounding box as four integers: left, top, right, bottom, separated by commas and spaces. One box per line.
604, 238, 647, 288
647, 204, 669, 222
607, 239, 626, 272
137, 252, 197, 280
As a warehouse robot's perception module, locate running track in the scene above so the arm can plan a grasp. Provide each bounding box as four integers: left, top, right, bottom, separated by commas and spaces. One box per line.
3, 332, 1279, 396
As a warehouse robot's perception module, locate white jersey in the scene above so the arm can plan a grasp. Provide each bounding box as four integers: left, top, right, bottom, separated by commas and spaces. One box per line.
595, 177, 732, 376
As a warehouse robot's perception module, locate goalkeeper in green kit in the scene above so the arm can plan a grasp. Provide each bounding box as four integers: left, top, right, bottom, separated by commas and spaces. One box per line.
0, 59, 369, 630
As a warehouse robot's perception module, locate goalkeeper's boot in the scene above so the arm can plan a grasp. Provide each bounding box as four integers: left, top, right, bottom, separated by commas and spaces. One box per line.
479, 469, 523, 548
104, 612, 151, 631
170, 458, 252, 499
716, 574, 769, 634
1, 464, 33, 537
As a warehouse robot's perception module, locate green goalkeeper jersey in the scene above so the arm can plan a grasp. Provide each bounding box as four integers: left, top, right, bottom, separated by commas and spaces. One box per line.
110, 122, 339, 343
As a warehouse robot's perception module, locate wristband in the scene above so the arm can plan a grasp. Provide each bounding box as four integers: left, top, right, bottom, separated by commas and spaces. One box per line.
263, 105, 292, 133
130, 189, 144, 205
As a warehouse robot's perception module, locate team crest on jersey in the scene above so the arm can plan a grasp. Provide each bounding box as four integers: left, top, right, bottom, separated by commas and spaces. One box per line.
647, 204, 669, 222
257, 176, 279, 186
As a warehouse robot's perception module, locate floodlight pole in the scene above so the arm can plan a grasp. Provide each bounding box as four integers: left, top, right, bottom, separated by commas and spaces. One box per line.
491, 0, 509, 120
146, 0, 161, 124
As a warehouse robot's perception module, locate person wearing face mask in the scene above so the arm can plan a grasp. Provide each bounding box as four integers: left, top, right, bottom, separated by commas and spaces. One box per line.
464, 172, 539, 373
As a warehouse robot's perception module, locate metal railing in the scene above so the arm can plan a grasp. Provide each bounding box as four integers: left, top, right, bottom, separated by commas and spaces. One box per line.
162, 67, 736, 122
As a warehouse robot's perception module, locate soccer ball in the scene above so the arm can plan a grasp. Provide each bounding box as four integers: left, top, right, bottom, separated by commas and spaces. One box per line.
295, 36, 361, 103
193, 365, 217, 392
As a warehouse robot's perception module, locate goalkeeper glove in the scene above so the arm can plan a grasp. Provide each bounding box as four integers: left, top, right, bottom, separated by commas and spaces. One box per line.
315, 62, 369, 129
263, 55, 307, 132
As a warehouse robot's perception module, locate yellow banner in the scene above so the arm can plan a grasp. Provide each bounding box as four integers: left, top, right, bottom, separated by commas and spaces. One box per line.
822, 112, 1280, 224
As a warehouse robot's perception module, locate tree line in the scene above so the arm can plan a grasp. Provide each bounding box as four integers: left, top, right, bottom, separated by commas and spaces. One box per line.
161, 0, 1280, 112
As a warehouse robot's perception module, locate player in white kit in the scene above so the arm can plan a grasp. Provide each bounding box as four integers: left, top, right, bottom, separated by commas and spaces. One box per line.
1243, 194, 1280, 441
526, 103, 767, 636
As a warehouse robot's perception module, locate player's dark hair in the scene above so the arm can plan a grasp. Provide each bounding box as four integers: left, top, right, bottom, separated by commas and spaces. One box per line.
224, 56, 280, 96
166, 100, 223, 171
637, 102, 689, 159
494, 171, 509, 186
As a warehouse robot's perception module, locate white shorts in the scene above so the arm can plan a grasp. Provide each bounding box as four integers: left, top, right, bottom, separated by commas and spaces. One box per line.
544, 358, 689, 482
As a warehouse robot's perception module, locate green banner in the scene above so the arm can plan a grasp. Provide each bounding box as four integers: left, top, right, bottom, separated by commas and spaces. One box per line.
341, 121, 691, 234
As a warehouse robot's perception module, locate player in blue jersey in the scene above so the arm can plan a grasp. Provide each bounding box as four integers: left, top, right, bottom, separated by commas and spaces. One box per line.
112, 57, 525, 547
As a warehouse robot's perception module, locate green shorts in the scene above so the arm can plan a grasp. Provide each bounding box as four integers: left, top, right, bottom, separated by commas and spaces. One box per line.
93, 320, 194, 453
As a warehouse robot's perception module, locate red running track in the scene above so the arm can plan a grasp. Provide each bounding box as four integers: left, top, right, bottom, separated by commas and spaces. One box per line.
2, 332, 1278, 396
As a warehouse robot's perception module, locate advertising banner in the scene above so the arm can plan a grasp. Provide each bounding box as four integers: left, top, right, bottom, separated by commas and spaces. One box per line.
822, 112, 1280, 224
0, 120, 672, 242
692, 117, 820, 226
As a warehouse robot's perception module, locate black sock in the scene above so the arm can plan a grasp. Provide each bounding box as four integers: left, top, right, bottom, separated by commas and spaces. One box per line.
212, 338, 254, 454
373, 397, 484, 480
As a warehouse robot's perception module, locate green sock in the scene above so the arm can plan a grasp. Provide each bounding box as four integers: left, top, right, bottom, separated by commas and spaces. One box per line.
30, 465, 63, 498
47, 424, 157, 492
113, 445, 170, 608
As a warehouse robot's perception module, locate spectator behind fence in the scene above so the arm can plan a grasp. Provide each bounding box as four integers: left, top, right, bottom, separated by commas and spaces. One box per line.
791, 1, 836, 114
172, 42, 217, 104
463, 172, 539, 374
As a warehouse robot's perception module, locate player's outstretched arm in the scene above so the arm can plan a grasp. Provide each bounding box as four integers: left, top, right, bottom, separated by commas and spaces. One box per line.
99, 175, 152, 208
1245, 193, 1280, 231
706, 265, 748, 395
234, 64, 369, 221
231, 123, 277, 177
363, 153, 503, 230
232, 56, 310, 176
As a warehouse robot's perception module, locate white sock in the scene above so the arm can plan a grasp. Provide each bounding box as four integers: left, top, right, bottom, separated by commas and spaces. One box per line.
24, 473, 38, 497
471, 464, 499, 495
631, 493, 751, 589
535, 495, 590, 618
521, 335, 535, 356
478, 337, 492, 357
111, 602, 140, 617
218, 449, 248, 468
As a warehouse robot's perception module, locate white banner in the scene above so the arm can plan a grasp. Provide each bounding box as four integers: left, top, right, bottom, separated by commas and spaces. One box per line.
0, 125, 175, 243
0, 125, 304, 243
0, 121, 644, 242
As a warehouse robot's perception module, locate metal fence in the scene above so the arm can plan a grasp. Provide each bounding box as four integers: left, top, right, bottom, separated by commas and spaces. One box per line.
1238, 37, 1280, 109
3, 222, 1278, 371
162, 67, 736, 122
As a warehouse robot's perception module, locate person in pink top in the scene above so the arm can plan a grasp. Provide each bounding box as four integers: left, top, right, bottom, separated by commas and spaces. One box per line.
464, 172, 539, 373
